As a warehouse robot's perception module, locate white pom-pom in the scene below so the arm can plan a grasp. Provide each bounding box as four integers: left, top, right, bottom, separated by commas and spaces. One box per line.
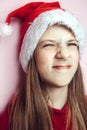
0, 23, 13, 36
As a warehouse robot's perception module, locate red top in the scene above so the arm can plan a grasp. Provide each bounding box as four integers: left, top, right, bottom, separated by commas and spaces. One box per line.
0, 102, 71, 130
0, 105, 9, 130
51, 102, 71, 130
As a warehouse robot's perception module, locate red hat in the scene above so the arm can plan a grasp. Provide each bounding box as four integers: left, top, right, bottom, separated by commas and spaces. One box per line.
0, 1, 86, 72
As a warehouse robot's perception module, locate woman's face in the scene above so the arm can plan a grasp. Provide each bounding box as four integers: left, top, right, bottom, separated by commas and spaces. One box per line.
35, 25, 79, 88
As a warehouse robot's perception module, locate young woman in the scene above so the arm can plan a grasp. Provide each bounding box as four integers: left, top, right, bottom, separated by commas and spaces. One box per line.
2, 1, 87, 130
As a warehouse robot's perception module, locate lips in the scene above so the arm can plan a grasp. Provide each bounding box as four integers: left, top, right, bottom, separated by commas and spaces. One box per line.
52, 65, 71, 70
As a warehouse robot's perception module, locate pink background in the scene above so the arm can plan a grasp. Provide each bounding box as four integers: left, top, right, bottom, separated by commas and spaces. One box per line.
0, 0, 87, 113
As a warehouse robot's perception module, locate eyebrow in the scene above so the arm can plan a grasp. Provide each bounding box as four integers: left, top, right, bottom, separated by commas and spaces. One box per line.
39, 39, 78, 45
39, 40, 58, 44
68, 39, 78, 43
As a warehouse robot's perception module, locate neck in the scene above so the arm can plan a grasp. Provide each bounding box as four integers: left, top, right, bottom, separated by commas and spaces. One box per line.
47, 86, 68, 109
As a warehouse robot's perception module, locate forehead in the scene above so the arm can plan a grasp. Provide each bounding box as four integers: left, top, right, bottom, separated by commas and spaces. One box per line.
39, 24, 76, 42
48, 24, 75, 35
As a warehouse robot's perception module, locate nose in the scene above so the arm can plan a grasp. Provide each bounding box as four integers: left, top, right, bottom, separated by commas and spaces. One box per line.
55, 44, 70, 60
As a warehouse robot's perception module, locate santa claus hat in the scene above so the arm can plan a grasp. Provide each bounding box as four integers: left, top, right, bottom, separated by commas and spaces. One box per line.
0, 1, 86, 72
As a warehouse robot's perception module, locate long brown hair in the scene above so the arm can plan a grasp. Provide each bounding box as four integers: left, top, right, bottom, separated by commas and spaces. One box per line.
68, 64, 87, 129
9, 54, 87, 130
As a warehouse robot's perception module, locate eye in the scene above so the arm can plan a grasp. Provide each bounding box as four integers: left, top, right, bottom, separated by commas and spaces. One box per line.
68, 42, 79, 47
42, 41, 56, 48
43, 43, 55, 48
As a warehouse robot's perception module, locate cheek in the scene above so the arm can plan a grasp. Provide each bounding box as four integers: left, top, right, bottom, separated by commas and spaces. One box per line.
35, 50, 54, 78
74, 50, 79, 61
36, 52, 48, 65
35, 51, 49, 71
72, 50, 79, 68
35, 49, 54, 65
35, 53, 48, 80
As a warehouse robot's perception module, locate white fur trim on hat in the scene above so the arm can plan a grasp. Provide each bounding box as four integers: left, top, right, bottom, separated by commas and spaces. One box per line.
0, 23, 13, 36
20, 9, 86, 72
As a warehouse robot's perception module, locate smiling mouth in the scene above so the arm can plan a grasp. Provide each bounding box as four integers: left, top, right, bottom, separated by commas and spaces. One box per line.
52, 65, 71, 70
